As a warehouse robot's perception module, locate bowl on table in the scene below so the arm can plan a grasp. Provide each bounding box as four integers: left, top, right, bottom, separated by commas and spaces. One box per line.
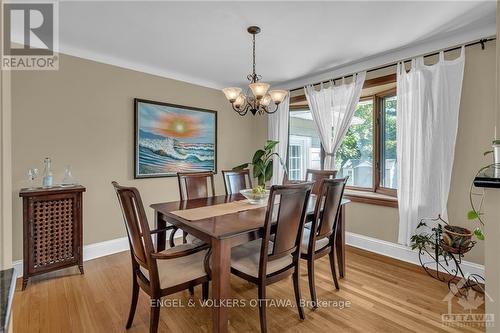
239, 189, 270, 205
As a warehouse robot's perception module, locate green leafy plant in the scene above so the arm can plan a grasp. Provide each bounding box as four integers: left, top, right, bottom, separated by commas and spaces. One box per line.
466, 163, 494, 241
483, 139, 500, 156
233, 140, 287, 187
410, 217, 451, 260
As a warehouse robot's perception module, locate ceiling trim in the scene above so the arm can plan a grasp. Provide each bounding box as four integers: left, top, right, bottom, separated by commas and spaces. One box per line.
275, 22, 496, 90
57, 43, 225, 91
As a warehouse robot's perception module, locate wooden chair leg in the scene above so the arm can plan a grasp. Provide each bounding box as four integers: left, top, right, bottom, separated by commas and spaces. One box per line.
306, 257, 318, 309
328, 248, 340, 290
293, 266, 305, 320
182, 231, 188, 244
188, 286, 194, 296
150, 299, 160, 333
202, 281, 209, 301
258, 285, 267, 333
126, 276, 140, 329
169, 226, 178, 248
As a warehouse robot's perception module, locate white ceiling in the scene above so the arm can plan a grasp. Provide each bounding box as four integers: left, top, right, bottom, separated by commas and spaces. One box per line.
56, 1, 497, 90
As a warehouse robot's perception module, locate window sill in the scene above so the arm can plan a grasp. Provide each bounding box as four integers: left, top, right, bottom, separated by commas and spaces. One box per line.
344, 189, 398, 208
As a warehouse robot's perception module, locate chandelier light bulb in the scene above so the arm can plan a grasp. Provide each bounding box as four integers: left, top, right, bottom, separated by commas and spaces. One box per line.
249, 82, 270, 100
260, 94, 272, 107
222, 87, 242, 102
233, 94, 246, 108
269, 90, 288, 104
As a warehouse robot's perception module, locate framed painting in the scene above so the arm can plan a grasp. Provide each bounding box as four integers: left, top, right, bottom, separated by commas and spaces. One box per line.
134, 98, 217, 178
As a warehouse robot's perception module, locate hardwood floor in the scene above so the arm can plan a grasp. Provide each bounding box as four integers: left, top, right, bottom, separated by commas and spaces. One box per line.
12, 246, 485, 332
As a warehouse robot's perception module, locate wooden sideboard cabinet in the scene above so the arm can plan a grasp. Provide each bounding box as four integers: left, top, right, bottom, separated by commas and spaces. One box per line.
19, 185, 86, 290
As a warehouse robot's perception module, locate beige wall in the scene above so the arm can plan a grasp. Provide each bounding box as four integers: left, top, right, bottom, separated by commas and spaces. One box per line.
1, 55, 13, 270
338, 42, 497, 265
11, 53, 267, 260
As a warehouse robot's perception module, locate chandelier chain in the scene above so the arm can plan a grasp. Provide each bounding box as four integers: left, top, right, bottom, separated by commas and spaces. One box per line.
252, 34, 256, 81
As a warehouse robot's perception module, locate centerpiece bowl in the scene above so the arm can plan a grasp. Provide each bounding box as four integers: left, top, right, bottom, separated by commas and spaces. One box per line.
240, 189, 270, 205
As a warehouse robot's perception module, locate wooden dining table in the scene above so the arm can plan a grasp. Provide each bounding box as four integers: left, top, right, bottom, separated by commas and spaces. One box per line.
150, 194, 350, 333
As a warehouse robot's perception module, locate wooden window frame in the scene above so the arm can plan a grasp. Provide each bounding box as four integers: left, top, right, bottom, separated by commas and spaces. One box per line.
373, 88, 397, 197
287, 74, 398, 206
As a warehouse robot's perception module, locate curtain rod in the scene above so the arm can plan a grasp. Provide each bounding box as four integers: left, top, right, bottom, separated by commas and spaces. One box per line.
289, 37, 496, 93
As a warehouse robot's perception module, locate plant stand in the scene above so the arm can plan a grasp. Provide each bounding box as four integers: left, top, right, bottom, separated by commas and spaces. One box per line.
417, 228, 484, 297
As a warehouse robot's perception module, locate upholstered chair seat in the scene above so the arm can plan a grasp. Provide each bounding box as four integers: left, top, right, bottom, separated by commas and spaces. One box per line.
230, 239, 293, 278
301, 228, 330, 254
140, 244, 208, 289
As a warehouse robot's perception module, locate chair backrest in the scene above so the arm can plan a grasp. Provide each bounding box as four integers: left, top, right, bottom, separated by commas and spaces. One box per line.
313, 178, 347, 241
305, 169, 337, 195
112, 181, 154, 269
222, 169, 252, 195
177, 171, 215, 200
260, 182, 313, 274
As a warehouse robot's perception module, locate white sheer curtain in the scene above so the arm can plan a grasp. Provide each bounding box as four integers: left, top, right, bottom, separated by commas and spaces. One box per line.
305, 72, 366, 170
268, 93, 290, 185
397, 48, 465, 246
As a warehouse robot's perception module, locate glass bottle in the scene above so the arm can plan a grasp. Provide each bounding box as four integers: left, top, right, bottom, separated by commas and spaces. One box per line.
61, 165, 76, 186
42, 157, 53, 187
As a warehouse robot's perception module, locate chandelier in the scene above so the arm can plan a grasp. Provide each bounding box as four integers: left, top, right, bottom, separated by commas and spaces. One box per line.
222, 26, 288, 116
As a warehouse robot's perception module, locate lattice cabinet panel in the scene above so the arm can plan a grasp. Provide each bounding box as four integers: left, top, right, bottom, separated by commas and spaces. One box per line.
20, 186, 86, 290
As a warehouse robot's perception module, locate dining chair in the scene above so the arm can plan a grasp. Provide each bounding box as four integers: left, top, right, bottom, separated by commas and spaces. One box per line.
305, 169, 337, 195
222, 169, 253, 195
230, 182, 313, 333
176, 171, 215, 245
300, 178, 347, 308
177, 171, 216, 200
111, 181, 210, 333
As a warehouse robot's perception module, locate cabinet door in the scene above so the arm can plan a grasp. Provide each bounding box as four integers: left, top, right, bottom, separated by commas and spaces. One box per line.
28, 192, 79, 274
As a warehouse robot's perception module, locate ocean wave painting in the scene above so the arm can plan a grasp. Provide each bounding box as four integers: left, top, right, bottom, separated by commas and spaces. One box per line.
135, 99, 217, 178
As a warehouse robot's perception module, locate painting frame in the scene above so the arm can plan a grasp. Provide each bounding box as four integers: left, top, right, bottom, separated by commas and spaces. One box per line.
134, 98, 218, 179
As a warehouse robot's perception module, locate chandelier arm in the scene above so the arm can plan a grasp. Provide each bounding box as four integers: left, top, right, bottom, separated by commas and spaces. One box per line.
261, 103, 279, 115
231, 103, 245, 116
232, 101, 251, 116
241, 102, 251, 116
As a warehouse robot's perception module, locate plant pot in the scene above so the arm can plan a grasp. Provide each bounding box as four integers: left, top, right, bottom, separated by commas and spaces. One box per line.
494, 144, 500, 178
494, 144, 500, 164
442, 225, 473, 254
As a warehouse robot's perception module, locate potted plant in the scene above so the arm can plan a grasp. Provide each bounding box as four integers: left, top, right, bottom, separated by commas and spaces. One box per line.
465, 139, 500, 241
484, 139, 500, 165
411, 215, 474, 255
233, 140, 287, 187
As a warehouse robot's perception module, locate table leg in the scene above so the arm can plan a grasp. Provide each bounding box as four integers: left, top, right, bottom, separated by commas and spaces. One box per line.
155, 211, 166, 252
335, 205, 346, 278
211, 238, 231, 333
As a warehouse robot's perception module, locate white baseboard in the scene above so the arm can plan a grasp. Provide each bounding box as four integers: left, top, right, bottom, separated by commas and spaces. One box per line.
345, 232, 485, 278
12, 230, 179, 278
13, 231, 485, 280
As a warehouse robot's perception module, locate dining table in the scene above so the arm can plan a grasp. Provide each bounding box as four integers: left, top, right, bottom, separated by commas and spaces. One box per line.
150, 194, 350, 333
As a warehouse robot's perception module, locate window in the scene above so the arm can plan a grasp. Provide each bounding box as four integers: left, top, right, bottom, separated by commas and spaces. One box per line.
287, 109, 322, 181
336, 99, 374, 188
288, 144, 303, 181
380, 95, 397, 190
287, 77, 398, 198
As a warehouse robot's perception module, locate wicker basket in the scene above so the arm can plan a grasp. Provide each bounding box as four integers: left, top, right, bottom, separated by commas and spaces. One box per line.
441, 225, 473, 254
